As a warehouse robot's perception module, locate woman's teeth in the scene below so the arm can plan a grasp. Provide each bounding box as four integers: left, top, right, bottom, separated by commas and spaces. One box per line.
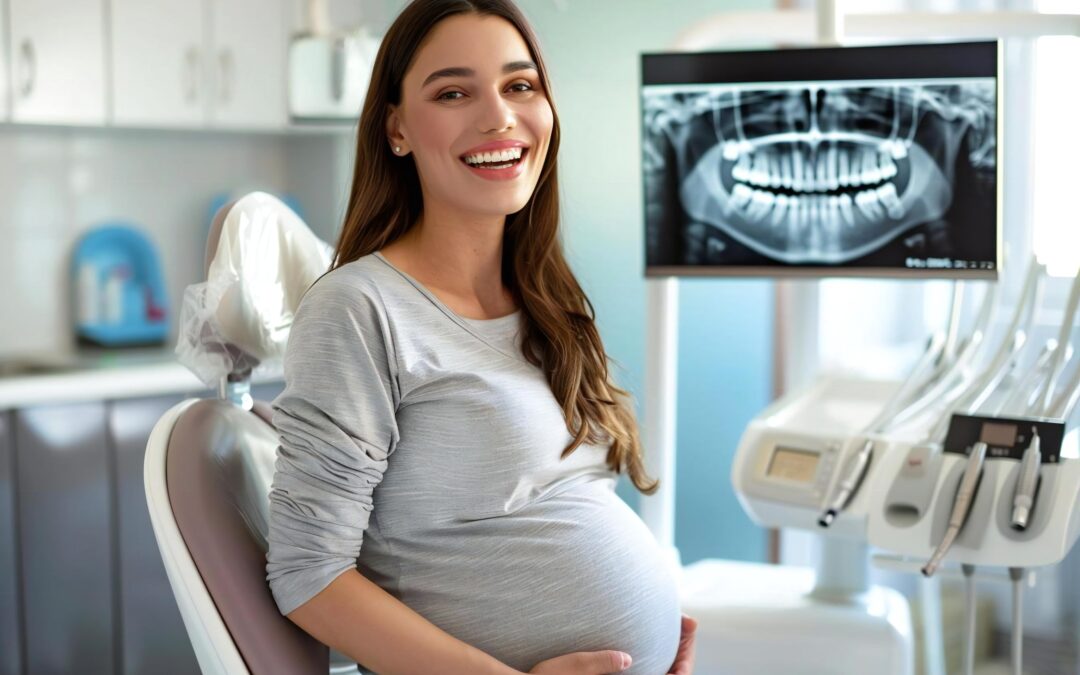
462, 147, 525, 168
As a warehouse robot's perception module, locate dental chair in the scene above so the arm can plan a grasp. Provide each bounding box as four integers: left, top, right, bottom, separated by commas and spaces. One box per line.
144, 192, 366, 674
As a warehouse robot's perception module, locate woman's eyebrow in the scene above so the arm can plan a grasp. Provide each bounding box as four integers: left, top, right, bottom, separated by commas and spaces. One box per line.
422, 60, 538, 88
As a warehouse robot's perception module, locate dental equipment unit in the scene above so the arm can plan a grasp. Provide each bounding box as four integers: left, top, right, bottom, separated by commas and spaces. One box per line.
731, 256, 1080, 675
864, 266, 1080, 675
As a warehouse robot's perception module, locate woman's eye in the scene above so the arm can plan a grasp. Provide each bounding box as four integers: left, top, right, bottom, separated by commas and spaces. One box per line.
436, 83, 534, 101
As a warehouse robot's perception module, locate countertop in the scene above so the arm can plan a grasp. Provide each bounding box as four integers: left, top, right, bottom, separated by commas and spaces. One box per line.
0, 346, 282, 409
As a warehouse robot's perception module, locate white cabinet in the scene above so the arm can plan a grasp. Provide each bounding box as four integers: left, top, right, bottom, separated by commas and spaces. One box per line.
8, 0, 106, 125
0, 0, 9, 121
6, 0, 287, 130
208, 0, 287, 129
108, 0, 287, 130
110, 0, 205, 127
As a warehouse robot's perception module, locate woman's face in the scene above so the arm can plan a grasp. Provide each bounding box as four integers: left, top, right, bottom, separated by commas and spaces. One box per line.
388, 13, 554, 220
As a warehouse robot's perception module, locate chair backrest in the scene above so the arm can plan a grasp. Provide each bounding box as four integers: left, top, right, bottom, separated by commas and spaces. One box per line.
167, 398, 327, 674
146, 193, 334, 674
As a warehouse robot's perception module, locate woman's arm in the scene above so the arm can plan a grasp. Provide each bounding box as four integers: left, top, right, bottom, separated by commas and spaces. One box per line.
267, 273, 518, 675
288, 568, 521, 675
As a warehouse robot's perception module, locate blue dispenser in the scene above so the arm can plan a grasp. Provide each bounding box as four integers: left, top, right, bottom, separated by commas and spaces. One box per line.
71, 222, 170, 347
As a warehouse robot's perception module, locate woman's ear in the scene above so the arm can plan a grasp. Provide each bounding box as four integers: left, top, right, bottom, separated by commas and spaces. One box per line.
386, 105, 408, 155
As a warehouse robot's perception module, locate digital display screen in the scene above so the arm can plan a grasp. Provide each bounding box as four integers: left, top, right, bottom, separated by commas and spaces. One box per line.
980, 422, 1017, 447
641, 41, 999, 279
766, 446, 820, 483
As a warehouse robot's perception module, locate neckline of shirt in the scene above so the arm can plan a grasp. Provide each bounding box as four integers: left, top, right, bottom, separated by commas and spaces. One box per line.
371, 251, 523, 357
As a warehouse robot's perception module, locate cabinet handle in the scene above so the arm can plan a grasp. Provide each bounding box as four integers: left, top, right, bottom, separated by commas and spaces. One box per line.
182, 46, 200, 103
218, 48, 234, 104
18, 39, 36, 98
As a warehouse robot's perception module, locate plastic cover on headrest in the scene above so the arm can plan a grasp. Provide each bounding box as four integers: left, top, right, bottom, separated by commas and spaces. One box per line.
176, 191, 333, 388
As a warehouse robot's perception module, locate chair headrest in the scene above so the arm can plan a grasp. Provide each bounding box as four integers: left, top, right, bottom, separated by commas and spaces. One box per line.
176, 192, 333, 388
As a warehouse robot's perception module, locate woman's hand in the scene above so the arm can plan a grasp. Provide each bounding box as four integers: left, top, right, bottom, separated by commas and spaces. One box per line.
666, 614, 698, 675
528, 649, 633, 674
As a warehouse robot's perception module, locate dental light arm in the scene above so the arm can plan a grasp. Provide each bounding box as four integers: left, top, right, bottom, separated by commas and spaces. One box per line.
1022, 343, 1072, 415
1048, 358, 1080, 420
963, 261, 1044, 410
992, 340, 1061, 417
942, 281, 966, 365
864, 332, 949, 433
922, 261, 1045, 443
1011, 428, 1041, 531
922, 441, 989, 577
885, 282, 999, 432
1035, 267, 1080, 416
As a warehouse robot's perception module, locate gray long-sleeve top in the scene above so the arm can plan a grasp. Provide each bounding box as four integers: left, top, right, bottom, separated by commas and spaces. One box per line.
266, 252, 681, 674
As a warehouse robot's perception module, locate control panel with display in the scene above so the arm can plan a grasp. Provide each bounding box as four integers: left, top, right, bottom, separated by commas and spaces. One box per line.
767, 447, 823, 483
744, 439, 840, 510
942, 413, 1065, 463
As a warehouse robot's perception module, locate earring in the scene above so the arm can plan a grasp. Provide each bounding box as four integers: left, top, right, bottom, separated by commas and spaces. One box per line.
394, 146, 402, 153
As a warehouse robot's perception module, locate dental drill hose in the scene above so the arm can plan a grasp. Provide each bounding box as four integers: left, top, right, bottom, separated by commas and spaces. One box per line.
818, 439, 873, 527
1011, 428, 1041, 531
922, 442, 989, 577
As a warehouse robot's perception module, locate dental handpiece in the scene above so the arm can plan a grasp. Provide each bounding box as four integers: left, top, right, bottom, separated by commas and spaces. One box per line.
922, 441, 989, 577
1011, 428, 1041, 531
818, 439, 874, 527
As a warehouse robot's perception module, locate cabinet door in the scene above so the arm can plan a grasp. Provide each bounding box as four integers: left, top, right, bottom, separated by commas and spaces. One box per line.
208, 0, 287, 129
110, 395, 200, 675
15, 402, 114, 674
9, 0, 106, 124
110, 0, 206, 127
0, 412, 20, 675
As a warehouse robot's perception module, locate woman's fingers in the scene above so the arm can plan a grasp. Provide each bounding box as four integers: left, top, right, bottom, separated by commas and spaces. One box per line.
667, 614, 698, 674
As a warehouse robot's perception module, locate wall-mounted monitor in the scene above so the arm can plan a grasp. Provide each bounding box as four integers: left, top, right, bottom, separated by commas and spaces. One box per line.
641, 40, 1000, 278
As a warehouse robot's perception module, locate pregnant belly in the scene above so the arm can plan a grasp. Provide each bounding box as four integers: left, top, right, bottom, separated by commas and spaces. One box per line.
393, 479, 682, 675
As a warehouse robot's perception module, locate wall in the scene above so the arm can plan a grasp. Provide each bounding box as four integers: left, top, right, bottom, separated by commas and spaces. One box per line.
0, 127, 291, 358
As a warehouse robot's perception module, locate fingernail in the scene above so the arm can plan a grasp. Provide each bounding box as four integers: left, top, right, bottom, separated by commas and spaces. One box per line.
621, 653, 632, 668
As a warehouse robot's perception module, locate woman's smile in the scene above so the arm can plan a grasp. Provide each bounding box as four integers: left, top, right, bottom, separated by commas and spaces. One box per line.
460, 146, 530, 181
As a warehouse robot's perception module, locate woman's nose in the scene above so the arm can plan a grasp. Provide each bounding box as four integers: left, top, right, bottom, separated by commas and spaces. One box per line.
477, 91, 515, 133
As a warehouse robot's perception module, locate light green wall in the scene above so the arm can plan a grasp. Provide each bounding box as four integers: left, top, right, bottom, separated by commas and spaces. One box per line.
518, 0, 776, 564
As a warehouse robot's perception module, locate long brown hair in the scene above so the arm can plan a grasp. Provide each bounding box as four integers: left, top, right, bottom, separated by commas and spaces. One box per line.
332, 0, 658, 495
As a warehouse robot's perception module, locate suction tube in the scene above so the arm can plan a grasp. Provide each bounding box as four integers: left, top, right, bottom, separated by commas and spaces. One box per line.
922, 442, 988, 577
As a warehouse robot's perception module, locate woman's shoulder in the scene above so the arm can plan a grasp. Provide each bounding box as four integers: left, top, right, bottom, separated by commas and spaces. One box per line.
302, 253, 397, 309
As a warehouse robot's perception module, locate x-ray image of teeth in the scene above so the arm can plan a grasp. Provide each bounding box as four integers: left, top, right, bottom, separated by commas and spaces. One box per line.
643, 79, 997, 270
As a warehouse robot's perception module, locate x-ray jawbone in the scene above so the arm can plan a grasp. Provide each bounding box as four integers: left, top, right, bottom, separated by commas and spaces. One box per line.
680, 136, 951, 264
644, 79, 996, 267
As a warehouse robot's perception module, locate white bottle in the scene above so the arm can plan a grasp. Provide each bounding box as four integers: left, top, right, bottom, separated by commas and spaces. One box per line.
104, 268, 124, 324
78, 263, 100, 326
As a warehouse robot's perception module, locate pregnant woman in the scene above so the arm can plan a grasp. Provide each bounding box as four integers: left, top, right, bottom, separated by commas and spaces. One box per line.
266, 1, 697, 673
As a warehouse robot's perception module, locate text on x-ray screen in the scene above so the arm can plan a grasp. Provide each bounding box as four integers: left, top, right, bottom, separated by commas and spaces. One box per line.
642, 46, 998, 276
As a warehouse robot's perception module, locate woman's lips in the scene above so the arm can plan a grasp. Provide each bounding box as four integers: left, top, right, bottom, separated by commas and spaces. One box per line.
459, 148, 529, 182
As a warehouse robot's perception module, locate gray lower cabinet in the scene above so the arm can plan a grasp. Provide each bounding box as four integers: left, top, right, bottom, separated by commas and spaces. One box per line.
6, 382, 286, 675
16, 402, 115, 675
0, 411, 20, 675
110, 394, 200, 675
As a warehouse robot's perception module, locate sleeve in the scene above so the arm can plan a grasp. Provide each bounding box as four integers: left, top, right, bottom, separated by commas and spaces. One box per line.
265, 272, 401, 616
